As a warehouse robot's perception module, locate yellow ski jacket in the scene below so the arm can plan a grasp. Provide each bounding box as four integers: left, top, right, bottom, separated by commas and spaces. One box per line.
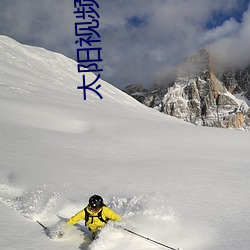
67, 206, 121, 233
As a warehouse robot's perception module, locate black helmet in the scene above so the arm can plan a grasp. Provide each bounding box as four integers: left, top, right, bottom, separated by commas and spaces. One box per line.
89, 195, 104, 210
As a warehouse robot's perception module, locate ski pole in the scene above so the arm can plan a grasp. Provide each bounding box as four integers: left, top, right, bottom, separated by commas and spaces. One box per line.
122, 227, 180, 250
37, 220, 48, 231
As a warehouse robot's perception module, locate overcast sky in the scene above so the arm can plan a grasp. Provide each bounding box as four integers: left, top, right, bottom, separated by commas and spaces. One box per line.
0, 0, 249, 89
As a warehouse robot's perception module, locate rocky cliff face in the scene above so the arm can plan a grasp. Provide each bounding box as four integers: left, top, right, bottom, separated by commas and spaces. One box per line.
123, 49, 250, 130
217, 66, 250, 99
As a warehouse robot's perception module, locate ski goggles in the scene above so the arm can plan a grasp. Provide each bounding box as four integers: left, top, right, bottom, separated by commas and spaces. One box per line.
89, 204, 101, 212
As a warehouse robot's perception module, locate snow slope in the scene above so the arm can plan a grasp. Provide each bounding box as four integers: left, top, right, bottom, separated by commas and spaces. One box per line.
0, 35, 250, 250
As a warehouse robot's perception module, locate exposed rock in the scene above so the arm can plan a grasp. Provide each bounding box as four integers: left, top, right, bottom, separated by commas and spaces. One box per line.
123, 84, 147, 103
217, 66, 250, 99
123, 84, 147, 95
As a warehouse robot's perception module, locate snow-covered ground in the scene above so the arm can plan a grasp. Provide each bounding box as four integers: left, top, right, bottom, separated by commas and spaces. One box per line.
0, 36, 250, 250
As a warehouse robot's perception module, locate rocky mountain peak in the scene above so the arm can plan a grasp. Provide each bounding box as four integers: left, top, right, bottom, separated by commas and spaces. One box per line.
177, 48, 210, 78
123, 49, 250, 130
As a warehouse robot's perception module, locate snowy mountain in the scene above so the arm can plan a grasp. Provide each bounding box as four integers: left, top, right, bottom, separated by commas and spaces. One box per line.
124, 49, 250, 130
1, 36, 250, 250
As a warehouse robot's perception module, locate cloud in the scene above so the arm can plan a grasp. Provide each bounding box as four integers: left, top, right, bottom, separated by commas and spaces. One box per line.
0, 0, 76, 56
98, 0, 248, 87
0, 0, 249, 89
200, 18, 240, 45
209, 4, 250, 69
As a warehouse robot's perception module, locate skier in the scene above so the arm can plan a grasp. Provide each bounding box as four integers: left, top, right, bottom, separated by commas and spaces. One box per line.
66, 194, 122, 239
